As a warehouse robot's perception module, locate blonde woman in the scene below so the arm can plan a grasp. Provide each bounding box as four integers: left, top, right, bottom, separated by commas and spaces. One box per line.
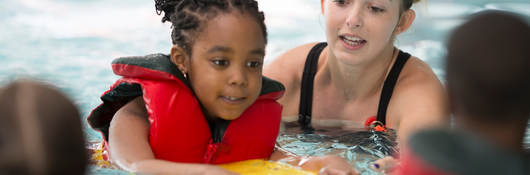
265, 0, 448, 148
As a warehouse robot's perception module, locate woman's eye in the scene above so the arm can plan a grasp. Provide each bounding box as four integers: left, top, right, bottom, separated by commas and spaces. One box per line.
370, 6, 385, 13
212, 59, 229, 66
333, 0, 347, 5
247, 61, 262, 69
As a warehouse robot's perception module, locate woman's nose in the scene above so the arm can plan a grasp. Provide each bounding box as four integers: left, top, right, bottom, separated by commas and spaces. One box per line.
346, 4, 363, 29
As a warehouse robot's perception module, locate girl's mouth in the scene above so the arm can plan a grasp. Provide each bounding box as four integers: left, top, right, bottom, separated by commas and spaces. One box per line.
221, 96, 246, 104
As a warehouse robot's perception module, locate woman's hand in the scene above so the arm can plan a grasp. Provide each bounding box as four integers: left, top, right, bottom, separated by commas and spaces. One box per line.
300, 155, 358, 175
370, 156, 399, 173
270, 145, 357, 174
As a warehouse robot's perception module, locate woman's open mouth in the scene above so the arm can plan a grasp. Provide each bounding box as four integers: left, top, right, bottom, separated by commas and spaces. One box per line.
339, 35, 367, 51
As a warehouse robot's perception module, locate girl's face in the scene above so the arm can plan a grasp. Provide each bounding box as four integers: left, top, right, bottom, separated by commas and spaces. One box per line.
172, 13, 265, 120
322, 0, 410, 65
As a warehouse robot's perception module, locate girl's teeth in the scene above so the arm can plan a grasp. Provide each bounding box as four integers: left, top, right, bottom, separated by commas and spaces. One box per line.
226, 96, 241, 100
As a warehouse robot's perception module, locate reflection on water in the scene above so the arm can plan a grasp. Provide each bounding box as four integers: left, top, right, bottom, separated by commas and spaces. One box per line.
278, 124, 398, 175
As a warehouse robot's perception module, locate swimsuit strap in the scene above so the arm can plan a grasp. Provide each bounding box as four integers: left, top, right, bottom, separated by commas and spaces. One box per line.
376, 50, 410, 125
298, 43, 410, 130
298, 42, 327, 131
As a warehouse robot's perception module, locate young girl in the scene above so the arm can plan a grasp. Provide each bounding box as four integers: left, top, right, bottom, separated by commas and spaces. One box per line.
88, 0, 355, 174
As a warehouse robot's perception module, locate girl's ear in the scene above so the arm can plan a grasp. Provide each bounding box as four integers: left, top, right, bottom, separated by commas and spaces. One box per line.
395, 9, 416, 35
170, 45, 190, 74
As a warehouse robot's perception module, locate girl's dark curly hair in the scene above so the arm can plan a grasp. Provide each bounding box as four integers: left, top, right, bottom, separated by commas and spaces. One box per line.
154, 0, 267, 56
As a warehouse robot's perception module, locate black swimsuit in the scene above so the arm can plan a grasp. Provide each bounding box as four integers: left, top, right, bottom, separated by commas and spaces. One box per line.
298, 42, 410, 131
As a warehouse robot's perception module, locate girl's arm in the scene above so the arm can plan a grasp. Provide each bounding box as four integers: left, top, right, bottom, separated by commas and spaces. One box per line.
108, 97, 237, 175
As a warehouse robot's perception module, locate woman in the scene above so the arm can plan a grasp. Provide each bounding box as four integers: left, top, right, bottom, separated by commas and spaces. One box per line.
264, 0, 448, 147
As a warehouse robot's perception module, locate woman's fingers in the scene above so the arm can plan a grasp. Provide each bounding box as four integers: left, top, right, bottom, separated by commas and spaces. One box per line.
371, 156, 399, 172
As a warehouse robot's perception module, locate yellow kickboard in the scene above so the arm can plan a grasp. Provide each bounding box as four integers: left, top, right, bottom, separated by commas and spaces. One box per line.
219, 159, 316, 175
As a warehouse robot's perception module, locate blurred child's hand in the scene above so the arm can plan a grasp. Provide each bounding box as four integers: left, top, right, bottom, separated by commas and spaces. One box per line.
300, 155, 358, 175
203, 165, 240, 175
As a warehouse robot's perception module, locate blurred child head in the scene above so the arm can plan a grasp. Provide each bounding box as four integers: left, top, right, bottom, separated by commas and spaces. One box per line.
389, 11, 529, 175
0, 80, 87, 175
446, 10, 530, 123
155, 0, 268, 120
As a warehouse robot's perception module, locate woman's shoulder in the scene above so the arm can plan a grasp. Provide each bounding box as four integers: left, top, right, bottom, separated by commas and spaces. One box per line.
388, 55, 449, 141
389, 54, 446, 115
403, 56, 443, 90
264, 42, 323, 87
393, 55, 447, 109
395, 54, 442, 89
266, 42, 321, 70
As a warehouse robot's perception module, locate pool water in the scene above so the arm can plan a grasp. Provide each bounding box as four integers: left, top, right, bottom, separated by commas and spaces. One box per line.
1, 0, 529, 174
278, 126, 399, 175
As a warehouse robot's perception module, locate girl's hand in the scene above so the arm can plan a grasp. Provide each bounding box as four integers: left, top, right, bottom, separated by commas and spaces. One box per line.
202, 165, 240, 175
300, 155, 358, 175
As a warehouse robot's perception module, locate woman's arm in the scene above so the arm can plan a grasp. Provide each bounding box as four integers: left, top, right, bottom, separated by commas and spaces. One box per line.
108, 97, 237, 175
368, 57, 448, 174
387, 57, 450, 150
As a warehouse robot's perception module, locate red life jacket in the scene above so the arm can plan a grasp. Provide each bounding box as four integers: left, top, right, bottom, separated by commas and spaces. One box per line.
398, 148, 451, 175
87, 54, 285, 164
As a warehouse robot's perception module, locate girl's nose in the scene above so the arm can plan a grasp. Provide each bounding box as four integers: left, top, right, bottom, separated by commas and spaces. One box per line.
228, 67, 248, 87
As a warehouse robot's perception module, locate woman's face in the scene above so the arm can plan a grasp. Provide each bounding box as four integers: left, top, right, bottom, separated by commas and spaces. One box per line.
322, 0, 404, 65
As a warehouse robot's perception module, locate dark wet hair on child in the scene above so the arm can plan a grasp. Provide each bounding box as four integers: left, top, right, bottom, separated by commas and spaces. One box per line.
0, 80, 88, 175
154, 0, 267, 55
446, 10, 530, 121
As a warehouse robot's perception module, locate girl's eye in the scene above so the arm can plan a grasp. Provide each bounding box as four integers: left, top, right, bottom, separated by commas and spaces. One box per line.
247, 61, 262, 69
369, 6, 385, 13
212, 59, 229, 66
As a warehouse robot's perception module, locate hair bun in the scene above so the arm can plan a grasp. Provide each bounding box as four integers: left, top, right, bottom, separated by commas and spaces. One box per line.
155, 0, 183, 22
